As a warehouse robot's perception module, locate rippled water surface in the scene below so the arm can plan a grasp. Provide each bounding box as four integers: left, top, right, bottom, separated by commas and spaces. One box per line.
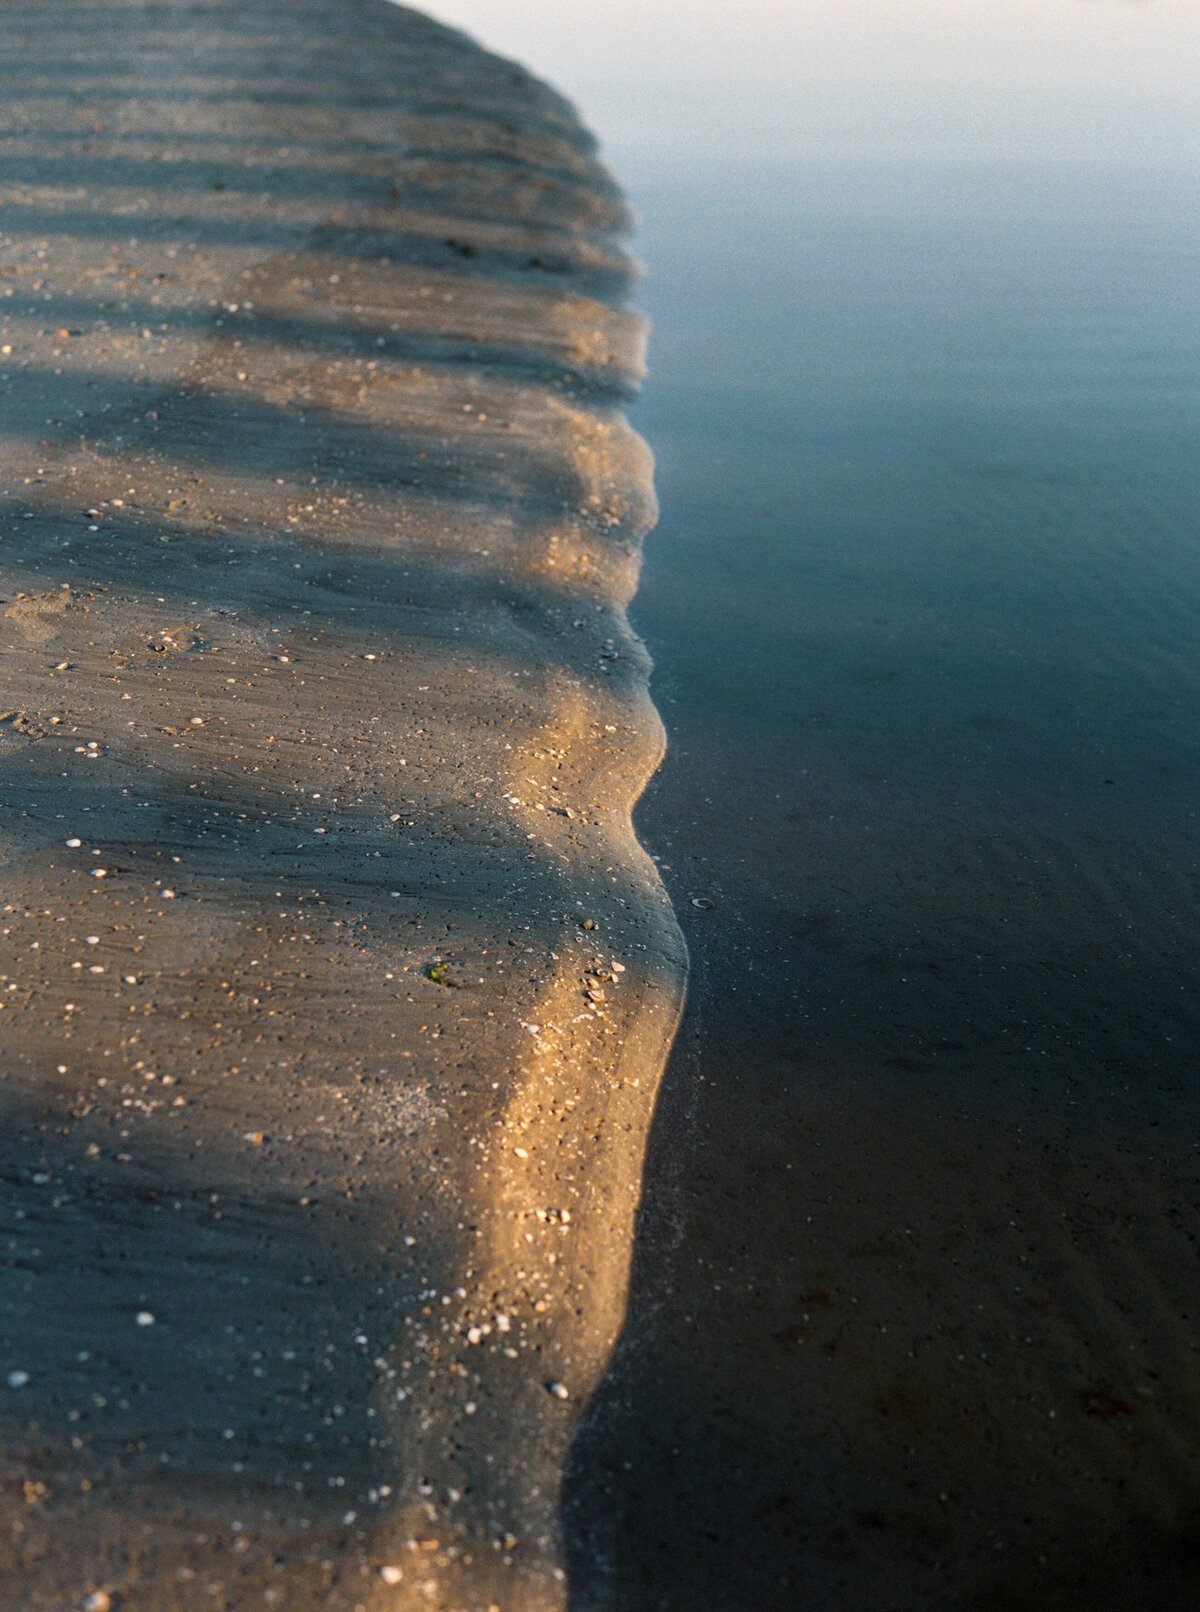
415, 4, 1200, 1606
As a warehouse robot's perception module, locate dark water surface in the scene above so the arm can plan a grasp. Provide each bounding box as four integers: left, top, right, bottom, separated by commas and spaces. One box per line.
632, 158, 1200, 1078
579, 159, 1200, 1610
418, 4, 1200, 1605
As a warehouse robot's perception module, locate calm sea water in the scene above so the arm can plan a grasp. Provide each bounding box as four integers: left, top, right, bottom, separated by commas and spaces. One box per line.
410, 1, 1200, 1056
407, 4, 1200, 1604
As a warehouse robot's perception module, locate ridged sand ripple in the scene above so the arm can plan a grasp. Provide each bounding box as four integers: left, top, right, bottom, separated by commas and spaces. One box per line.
0, 3, 686, 1606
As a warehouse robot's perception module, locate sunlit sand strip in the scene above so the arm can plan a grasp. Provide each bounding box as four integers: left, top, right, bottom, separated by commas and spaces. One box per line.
0, 3, 685, 1608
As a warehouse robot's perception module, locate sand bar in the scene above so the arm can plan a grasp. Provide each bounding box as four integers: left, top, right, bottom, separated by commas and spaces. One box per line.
0, 3, 686, 1606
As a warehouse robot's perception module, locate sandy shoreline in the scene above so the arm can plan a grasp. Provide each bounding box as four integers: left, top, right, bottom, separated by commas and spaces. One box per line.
0, 3, 684, 1607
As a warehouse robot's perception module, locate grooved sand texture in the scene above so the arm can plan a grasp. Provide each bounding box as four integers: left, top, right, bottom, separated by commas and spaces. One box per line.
0, 4, 686, 1607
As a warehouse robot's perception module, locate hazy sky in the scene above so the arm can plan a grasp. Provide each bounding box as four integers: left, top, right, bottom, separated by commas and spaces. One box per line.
395, 0, 1200, 179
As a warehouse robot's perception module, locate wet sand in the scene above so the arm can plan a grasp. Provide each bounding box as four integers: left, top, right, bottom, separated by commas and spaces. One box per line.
0, 3, 684, 1608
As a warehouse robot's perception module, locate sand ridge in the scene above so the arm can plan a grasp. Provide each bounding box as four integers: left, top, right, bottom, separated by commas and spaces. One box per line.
0, 3, 685, 1607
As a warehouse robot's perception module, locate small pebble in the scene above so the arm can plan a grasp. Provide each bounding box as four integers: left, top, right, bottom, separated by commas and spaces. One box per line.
380, 1565, 403, 1585
547, 1381, 569, 1400
7, 1371, 29, 1389
135, 1311, 155, 1327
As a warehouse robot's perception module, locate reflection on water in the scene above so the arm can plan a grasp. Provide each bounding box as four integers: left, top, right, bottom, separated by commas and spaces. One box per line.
422, 2, 1200, 1606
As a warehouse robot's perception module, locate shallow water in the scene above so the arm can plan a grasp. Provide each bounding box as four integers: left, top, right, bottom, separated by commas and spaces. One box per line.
416, 4, 1200, 1605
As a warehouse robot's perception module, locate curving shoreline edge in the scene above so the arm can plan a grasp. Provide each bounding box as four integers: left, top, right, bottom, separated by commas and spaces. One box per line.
0, 2, 686, 1607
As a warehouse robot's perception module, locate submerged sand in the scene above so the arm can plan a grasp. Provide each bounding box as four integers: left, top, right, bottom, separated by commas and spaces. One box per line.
0, 3, 685, 1607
